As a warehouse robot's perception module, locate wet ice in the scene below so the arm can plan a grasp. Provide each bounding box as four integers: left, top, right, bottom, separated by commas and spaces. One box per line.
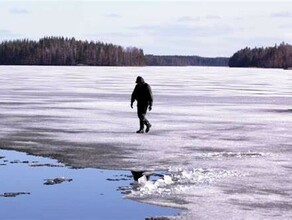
1, 66, 292, 219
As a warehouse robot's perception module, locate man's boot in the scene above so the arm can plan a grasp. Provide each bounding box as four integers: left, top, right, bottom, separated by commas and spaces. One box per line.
136, 119, 144, 133
145, 122, 152, 133
136, 129, 144, 133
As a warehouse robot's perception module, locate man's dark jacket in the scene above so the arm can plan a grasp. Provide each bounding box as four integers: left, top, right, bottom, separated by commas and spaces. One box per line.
131, 79, 153, 106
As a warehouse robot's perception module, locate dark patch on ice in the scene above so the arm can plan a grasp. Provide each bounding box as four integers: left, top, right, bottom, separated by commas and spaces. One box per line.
0, 101, 41, 106
5, 131, 50, 142
282, 165, 292, 170
186, 147, 227, 153
224, 186, 289, 197
200, 151, 266, 160
259, 189, 290, 197
31, 106, 90, 110
215, 125, 245, 131
146, 130, 179, 136
0, 113, 65, 121
271, 144, 292, 154
264, 109, 292, 113
24, 127, 86, 134
219, 137, 249, 142
235, 201, 292, 211
0, 136, 137, 169
222, 152, 263, 157
91, 130, 139, 135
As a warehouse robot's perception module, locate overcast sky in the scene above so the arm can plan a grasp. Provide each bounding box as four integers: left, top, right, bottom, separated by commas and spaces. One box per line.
0, 1, 292, 57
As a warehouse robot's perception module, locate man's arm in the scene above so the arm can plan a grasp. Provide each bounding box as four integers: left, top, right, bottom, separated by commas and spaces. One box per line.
131, 86, 137, 108
147, 84, 153, 110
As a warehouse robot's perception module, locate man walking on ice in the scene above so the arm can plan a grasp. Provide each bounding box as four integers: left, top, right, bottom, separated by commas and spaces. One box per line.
131, 76, 153, 133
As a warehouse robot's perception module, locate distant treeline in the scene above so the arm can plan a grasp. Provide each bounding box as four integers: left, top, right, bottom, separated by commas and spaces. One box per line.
0, 37, 144, 66
229, 43, 292, 69
145, 55, 229, 66
0, 37, 230, 67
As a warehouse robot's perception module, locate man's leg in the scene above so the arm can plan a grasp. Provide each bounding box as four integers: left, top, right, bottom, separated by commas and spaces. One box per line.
137, 105, 146, 133
145, 118, 151, 133
138, 104, 151, 133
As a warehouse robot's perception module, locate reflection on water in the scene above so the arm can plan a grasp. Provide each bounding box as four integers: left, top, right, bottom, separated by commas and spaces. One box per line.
0, 150, 179, 220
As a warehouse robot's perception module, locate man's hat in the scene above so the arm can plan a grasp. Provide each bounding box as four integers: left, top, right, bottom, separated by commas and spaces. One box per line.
136, 76, 145, 83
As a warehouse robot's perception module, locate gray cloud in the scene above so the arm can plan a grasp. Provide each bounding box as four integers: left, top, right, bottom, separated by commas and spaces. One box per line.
206, 15, 221, 20
278, 24, 292, 29
271, 11, 292, 18
0, 29, 14, 35
87, 32, 134, 40
129, 23, 234, 38
10, 8, 30, 14
177, 16, 200, 23
0, 29, 20, 40
106, 13, 122, 18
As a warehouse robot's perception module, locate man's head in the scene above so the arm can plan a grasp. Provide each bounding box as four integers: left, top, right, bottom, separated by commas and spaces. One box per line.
135, 76, 145, 85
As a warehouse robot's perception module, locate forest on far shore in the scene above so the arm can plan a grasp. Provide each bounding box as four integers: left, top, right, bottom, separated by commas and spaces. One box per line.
229, 43, 292, 69
0, 37, 229, 66
0, 37, 144, 66
1, 37, 292, 68
145, 55, 229, 66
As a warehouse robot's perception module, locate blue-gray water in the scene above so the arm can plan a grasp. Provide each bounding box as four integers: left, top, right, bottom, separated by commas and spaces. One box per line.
0, 150, 179, 220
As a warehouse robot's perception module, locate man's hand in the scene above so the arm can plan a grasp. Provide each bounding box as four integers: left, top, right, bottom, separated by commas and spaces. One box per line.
149, 105, 152, 111
131, 103, 133, 109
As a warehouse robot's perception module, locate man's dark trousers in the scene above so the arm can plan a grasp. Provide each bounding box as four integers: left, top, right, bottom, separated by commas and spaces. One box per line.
137, 102, 150, 130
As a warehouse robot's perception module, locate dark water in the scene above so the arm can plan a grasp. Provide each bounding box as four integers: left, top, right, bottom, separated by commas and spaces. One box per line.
0, 150, 179, 220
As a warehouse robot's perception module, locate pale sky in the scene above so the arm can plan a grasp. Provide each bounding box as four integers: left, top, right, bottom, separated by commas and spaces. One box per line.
0, 1, 292, 57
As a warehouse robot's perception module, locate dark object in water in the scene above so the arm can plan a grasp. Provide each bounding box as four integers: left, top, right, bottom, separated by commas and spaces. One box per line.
131, 170, 165, 182
0, 192, 30, 197
106, 178, 131, 182
44, 177, 73, 185
30, 163, 64, 168
131, 170, 149, 181
145, 217, 172, 220
10, 160, 21, 164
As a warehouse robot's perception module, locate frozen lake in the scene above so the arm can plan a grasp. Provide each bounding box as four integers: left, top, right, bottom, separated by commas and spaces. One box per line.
0, 66, 292, 219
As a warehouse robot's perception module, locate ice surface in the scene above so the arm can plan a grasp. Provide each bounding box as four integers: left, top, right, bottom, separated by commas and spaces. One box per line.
1, 66, 292, 219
